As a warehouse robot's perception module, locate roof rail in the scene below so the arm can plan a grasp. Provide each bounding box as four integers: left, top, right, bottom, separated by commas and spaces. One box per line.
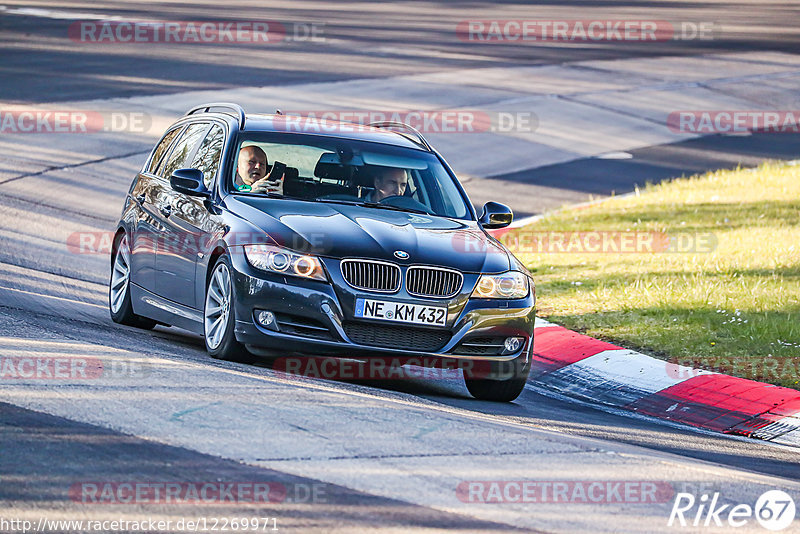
368, 121, 432, 151
185, 103, 246, 129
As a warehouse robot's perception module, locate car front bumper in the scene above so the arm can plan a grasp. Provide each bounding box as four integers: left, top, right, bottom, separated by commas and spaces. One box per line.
229, 252, 536, 362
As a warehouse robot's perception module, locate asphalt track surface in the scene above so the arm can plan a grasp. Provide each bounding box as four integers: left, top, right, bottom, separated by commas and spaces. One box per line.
1, 1, 800, 532
2, 0, 800, 103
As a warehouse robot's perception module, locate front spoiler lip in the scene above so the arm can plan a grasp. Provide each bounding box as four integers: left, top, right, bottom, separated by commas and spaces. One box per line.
235, 319, 528, 362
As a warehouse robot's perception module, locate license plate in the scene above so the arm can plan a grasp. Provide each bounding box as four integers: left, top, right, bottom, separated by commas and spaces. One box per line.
354, 298, 447, 326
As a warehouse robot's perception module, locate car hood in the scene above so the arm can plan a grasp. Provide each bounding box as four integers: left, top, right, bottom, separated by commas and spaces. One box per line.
228, 197, 511, 273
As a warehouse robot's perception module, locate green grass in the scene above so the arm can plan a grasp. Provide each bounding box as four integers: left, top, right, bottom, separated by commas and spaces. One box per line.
506, 161, 800, 388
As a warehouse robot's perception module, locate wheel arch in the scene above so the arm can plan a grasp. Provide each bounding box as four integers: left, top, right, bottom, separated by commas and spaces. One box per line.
111, 227, 127, 269
206, 245, 228, 287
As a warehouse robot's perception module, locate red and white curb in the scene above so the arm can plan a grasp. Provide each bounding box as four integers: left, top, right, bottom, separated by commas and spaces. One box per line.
531, 318, 800, 447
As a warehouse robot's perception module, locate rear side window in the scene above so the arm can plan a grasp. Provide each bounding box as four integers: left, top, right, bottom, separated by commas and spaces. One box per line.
147, 127, 182, 174
161, 123, 209, 180
190, 124, 226, 188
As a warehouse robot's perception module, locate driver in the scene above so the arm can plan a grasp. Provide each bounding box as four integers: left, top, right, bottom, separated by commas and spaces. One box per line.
365, 166, 407, 202
234, 145, 283, 194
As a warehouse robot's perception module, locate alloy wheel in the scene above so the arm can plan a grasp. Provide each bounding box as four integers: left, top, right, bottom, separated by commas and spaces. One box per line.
205, 263, 232, 350
110, 235, 131, 314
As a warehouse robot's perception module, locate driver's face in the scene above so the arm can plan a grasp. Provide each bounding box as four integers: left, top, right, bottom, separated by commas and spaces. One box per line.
237, 147, 267, 185
373, 169, 407, 201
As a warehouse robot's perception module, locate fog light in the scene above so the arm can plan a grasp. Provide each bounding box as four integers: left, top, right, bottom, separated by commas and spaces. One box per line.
255, 310, 277, 331
503, 337, 524, 354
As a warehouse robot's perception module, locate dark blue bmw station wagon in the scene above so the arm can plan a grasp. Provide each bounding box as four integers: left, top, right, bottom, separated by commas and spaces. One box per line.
110, 103, 535, 401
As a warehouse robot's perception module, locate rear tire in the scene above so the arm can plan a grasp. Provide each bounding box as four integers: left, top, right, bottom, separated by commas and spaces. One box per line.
109, 233, 157, 330
204, 255, 254, 363
464, 355, 530, 402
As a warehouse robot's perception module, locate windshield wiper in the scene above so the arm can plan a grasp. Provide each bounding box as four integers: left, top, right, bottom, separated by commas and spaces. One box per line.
359, 202, 431, 215
236, 191, 285, 199
242, 192, 325, 203
314, 198, 364, 206
315, 198, 430, 215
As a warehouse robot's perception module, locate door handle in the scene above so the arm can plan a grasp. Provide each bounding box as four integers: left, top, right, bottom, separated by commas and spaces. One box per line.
160, 205, 172, 218
135, 193, 146, 204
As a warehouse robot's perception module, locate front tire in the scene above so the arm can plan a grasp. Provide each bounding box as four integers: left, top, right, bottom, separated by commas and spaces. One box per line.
464, 355, 531, 402
204, 255, 253, 363
109, 233, 157, 330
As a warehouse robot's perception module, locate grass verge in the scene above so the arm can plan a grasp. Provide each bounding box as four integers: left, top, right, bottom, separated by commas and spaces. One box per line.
504, 160, 800, 389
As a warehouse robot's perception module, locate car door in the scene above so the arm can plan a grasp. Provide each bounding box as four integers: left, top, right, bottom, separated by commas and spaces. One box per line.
159, 122, 227, 309
152, 121, 210, 306
129, 125, 184, 294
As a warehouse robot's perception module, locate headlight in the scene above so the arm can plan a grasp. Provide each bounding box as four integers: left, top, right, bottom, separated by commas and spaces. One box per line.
472, 271, 529, 299
243, 244, 327, 281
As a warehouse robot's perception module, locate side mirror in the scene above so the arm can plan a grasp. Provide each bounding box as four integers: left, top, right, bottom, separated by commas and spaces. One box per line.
170, 168, 211, 198
479, 201, 513, 229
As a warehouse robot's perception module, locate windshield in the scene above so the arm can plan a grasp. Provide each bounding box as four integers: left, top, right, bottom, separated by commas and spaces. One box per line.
230, 133, 472, 220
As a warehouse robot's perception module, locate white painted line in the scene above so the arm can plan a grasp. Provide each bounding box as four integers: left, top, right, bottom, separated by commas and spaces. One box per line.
508, 213, 545, 229
503, 189, 641, 229
0, 6, 125, 20
0, 284, 106, 310
596, 151, 633, 159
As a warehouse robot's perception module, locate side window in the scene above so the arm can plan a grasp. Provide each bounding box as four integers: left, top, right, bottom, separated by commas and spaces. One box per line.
161, 123, 209, 180
190, 124, 225, 188
147, 127, 182, 174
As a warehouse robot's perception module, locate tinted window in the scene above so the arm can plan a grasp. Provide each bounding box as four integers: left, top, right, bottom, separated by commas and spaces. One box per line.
161, 123, 208, 180
147, 127, 182, 174
190, 124, 225, 188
